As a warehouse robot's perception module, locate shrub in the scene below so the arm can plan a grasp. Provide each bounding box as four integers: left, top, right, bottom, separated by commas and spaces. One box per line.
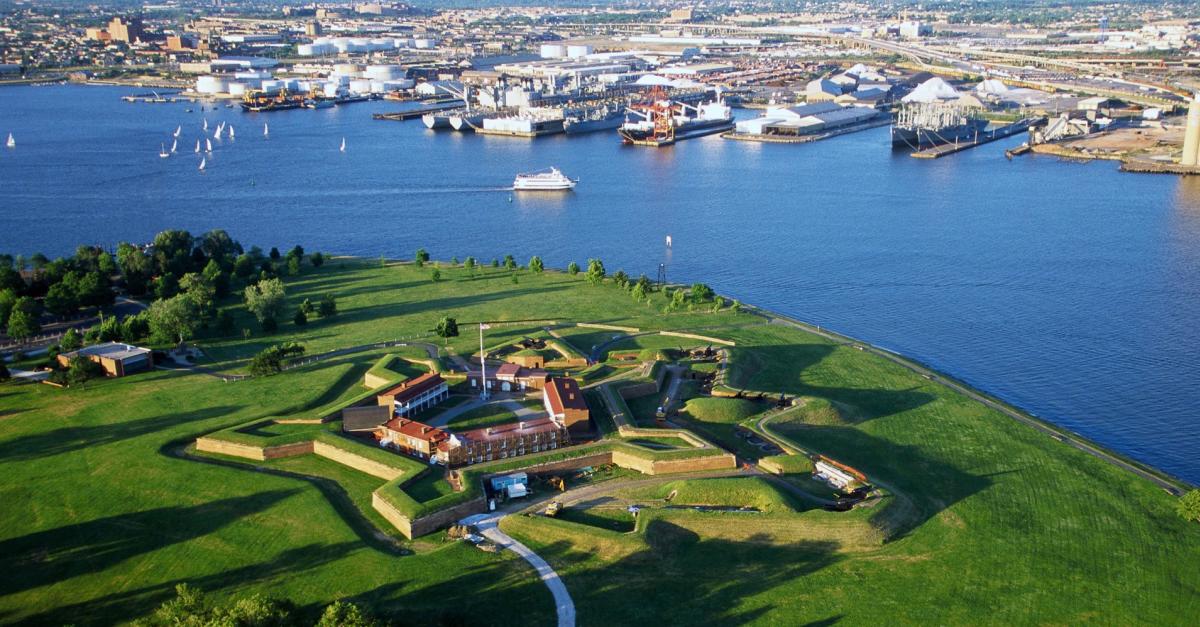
1179, 490, 1200, 523
248, 342, 306, 377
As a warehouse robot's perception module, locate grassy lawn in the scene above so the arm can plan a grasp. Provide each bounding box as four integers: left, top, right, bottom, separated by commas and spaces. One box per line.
555, 507, 636, 533
626, 436, 692, 450
235, 421, 331, 438
3, 258, 1199, 625
403, 470, 456, 504
445, 399, 544, 432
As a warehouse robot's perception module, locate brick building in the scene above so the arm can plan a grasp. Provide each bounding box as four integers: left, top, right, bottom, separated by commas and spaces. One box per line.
379, 417, 451, 460
377, 372, 449, 416
467, 364, 549, 393
435, 417, 570, 466
543, 377, 591, 437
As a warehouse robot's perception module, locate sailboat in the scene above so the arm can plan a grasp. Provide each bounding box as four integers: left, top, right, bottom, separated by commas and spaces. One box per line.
263, 122, 269, 138
228, 125, 235, 140
173, 125, 181, 138
203, 118, 208, 131
170, 138, 177, 154
5, 133, 13, 148
198, 157, 206, 172
158, 143, 169, 158
339, 137, 346, 152
205, 138, 212, 153
194, 139, 200, 153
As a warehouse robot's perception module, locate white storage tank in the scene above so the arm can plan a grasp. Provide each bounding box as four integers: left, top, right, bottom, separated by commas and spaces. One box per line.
540, 44, 566, 58
365, 65, 401, 81
349, 79, 373, 94
414, 38, 434, 49
260, 79, 283, 94
227, 82, 247, 97
195, 75, 229, 94
334, 63, 362, 77
566, 44, 593, 58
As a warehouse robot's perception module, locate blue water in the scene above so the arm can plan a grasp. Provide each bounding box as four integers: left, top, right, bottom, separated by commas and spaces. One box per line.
3, 85, 1199, 483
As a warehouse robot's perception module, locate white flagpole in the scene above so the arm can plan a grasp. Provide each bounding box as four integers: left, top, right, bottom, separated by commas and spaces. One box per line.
479, 323, 488, 400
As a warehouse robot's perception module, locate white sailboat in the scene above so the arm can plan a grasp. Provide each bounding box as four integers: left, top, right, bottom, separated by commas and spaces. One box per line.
170, 139, 178, 154
198, 157, 206, 171
5, 133, 13, 148
228, 125, 235, 140
173, 125, 181, 138
339, 137, 346, 152
263, 122, 269, 138
159, 143, 169, 158
194, 139, 200, 153
203, 118, 208, 131
205, 138, 212, 153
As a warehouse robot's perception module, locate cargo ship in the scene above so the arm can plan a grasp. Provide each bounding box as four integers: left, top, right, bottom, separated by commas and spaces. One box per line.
618, 92, 733, 147
564, 106, 624, 135
890, 102, 990, 149
240, 89, 306, 112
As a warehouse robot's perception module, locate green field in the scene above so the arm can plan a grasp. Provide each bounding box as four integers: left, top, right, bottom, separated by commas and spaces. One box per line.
444, 398, 544, 431
2, 258, 1199, 624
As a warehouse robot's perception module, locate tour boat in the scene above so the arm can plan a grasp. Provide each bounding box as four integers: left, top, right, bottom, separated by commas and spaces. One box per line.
5, 133, 13, 148
198, 157, 206, 171
339, 137, 346, 152
512, 167, 577, 191
158, 143, 169, 158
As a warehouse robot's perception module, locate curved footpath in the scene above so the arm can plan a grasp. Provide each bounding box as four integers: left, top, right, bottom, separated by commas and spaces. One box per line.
745, 308, 1191, 496
459, 512, 576, 627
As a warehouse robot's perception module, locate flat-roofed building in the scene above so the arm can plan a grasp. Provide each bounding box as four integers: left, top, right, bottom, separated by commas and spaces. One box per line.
56, 342, 153, 377
108, 17, 144, 44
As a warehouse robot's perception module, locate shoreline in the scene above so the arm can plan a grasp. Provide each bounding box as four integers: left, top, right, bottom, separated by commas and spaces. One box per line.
737, 301, 1192, 494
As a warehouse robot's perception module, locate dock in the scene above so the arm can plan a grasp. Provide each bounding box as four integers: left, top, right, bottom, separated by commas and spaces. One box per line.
372, 100, 464, 121
910, 118, 1040, 159
722, 116, 890, 144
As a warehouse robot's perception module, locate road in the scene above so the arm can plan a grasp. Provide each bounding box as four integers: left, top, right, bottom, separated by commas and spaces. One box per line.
460, 512, 576, 627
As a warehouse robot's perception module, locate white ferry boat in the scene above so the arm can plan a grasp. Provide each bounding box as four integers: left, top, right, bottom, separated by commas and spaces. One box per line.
512, 167, 577, 191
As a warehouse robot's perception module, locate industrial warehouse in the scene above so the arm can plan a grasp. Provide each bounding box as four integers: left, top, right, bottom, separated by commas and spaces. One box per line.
728, 101, 887, 142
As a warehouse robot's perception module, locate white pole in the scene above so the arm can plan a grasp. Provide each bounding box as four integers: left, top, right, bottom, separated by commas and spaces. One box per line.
479, 323, 488, 400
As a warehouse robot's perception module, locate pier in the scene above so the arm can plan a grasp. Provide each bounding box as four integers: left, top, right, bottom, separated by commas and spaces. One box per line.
909, 118, 1040, 159
372, 100, 464, 121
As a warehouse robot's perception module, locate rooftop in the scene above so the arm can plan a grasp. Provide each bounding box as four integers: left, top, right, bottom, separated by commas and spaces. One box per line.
63, 342, 151, 362
544, 377, 587, 414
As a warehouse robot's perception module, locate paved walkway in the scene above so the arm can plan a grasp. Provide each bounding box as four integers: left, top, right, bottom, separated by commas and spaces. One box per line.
460, 512, 575, 627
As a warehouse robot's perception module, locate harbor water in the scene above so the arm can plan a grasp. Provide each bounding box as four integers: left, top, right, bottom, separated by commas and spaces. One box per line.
2, 84, 1200, 483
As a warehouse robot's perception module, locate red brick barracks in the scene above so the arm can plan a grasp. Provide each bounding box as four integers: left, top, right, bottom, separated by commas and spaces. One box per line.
352, 371, 592, 468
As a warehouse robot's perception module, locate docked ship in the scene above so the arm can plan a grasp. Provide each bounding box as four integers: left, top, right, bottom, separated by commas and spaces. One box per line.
563, 106, 624, 135
240, 89, 306, 112
512, 167, 577, 191
450, 112, 487, 132
618, 90, 734, 147
890, 102, 989, 149
421, 110, 455, 130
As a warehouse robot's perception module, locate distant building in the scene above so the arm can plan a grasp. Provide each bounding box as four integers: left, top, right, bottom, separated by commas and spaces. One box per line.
56, 342, 153, 377
377, 373, 450, 417
436, 417, 570, 466
543, 377, 590, 437
669, 7, 696, 23
468, 363, 549, 393
305, 21, 322, 37
379, 417, 450, 460
108, 17, 144, 44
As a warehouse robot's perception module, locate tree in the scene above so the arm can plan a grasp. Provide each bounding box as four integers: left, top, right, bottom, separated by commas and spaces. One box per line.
464, 256, 476, 274
6, 298, 40, 340
631, 281, 648, 303
116, 243, 152, 296
1179, 490, 1200, 523
318, 294, 337, 318
415, 248, 429, 267
288, 245, 304, 261
244, 278, 286, 327
310, 251, 325, 268
233, 254, 255, 281
731, 299, 742, 313
44, 282, 78, 318
248, 343, 306, 377
66, 355, 106, 386
122, 312, 150, 341
567, 261, 580, 276
612, 270, 629, 289
199, 229, 242, 264
528, 256, 544, 273
293, 309, 308, 326
510, 272, 519, 285
202, 259, 230, 298
503, 254, 516, 270
451, 256, 459, 267
300, 298, 314, 316
435, 316, 459, 344
0, 288, 16, 329
491, 258, 499, 268
151, 229, 195, 276
148, 295, 198, 346
431, 268, 442, 282
0, 266, 22, 294
77, 271, 115, 308
140, 583, 294, 627
286, 256, 301, 276
691, 283, 714, 304
670, 288, 687, 311
60, 327, 83, 351
317, 601, 380, 627
179, 272, 215, 320
94, 315, 123, 342
586, 258, 606, 285
154, 272, 179, 301
712, 296, 725, 312
269, 246, 281, 261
